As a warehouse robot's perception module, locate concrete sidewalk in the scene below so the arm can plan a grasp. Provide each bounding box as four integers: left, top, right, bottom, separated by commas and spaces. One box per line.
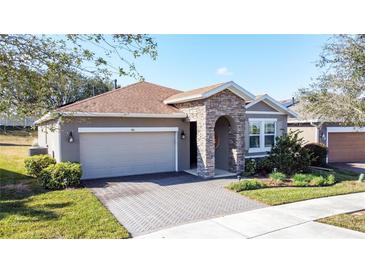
136, 192, 365, 239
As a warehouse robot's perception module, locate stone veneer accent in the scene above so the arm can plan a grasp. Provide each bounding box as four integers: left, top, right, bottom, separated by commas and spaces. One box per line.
175, 89, 246, 178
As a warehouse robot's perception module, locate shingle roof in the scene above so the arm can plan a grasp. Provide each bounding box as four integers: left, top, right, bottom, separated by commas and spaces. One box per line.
57, 81, 184, 115
164, 82, 225, 103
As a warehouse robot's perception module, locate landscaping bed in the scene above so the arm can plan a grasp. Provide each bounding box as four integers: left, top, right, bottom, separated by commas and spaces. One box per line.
229, 131, 365, 206
227, 170, 365, 206
0, 130, 129, 239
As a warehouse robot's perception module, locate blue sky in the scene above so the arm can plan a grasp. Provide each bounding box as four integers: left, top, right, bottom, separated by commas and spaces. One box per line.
116, 35, 331, 100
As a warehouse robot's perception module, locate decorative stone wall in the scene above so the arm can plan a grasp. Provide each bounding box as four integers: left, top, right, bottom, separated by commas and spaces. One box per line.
175, 89, 246, 178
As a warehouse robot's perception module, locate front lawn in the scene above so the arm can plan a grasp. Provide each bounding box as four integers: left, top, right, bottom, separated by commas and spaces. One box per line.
241, 181, 365, 205
318, 211, 365, 234
230, 170, 365, 206
0, 130, 129, 238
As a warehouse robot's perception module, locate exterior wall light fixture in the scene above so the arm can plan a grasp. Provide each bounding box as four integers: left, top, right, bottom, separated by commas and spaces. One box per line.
180, 130, 186, 140
67, 131, 74, 143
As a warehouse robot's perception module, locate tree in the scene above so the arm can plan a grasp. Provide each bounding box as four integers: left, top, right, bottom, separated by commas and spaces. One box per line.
0, 34, 157, 117
299, 35, 365, 126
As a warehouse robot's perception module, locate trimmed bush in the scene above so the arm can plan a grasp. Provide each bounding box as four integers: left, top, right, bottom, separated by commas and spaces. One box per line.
24, 155, 56, 177
304, 143, 328, 167
39, 162, 82, 190
244, 159, 257, 176
256, 157, 273, 175
269, 172, 286, 182
227, 179, 266, 192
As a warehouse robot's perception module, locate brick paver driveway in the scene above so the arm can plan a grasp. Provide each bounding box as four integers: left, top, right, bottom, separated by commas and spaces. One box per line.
84, 172, 266, 236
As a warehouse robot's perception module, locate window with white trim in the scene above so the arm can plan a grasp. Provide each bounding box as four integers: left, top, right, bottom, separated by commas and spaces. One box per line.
249, 119, 277, 152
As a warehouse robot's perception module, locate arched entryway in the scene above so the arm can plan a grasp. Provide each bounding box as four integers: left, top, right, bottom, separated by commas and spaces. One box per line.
214, 115, 237, 173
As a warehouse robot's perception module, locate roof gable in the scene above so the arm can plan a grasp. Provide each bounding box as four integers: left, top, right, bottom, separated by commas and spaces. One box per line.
164, 81, 256, 104
246, 101, 279, 112
246, 94, 298, 118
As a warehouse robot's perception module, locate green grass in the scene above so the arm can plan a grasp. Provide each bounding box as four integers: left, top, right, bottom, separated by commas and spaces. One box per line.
318, 212, 365, 234
242, 181, 365, 205
0, 130, 129, 238
239, 170, 365, 206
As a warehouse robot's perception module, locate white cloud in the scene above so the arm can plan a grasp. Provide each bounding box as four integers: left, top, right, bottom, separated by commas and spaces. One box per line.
216, 67, 233, 76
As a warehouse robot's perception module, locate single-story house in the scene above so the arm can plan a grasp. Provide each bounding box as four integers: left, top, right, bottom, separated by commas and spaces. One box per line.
35, 81, 296, 179
286, 100, 365, 163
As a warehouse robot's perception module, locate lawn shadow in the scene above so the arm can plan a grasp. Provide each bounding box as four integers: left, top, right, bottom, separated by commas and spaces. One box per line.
0, 194, 74, 222
0, 143, 31, 147
0, 168, 32, 185
0, 199, 60, 222
44, 202, 73, 209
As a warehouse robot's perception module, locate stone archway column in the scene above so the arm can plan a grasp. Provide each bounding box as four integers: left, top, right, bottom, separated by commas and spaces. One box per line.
227, 117, 245, 174
234, 120, 245, 174
196, 118, 215, 178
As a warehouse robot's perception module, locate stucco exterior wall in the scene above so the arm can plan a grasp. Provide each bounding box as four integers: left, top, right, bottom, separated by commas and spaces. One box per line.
245, 113, 288, 158
37, 120, 61, 161
57, 116, 190, 171
287, 125, 318, 144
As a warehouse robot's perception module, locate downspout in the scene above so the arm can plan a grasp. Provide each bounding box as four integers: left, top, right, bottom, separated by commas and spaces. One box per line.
310, 121, 321, 143
56, 118, 62, 162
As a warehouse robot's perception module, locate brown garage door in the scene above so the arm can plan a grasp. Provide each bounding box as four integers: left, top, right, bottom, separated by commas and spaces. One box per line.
328, 132, 365, 162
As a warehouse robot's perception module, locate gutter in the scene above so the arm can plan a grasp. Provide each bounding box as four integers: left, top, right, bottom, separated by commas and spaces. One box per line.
34, 111, 187, 125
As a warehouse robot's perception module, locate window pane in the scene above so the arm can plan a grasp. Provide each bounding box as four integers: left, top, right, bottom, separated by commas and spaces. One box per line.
265, 122, 275, 134
250, 122, 260, 134
250, 136, 260, 148
265, 135, 275, 147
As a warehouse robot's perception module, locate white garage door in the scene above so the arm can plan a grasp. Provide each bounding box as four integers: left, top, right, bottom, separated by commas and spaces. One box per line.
79, 128, 177, 179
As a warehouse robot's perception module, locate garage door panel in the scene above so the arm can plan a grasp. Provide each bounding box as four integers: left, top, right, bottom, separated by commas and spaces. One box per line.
80, 131, 176, 179
328, 132, 365, 162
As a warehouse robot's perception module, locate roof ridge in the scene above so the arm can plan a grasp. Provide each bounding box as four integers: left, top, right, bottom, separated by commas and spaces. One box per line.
141, 80, 183, 93
57, 81, 143, 111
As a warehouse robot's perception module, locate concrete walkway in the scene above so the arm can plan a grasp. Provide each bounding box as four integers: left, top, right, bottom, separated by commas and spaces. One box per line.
137, 192, 365, 239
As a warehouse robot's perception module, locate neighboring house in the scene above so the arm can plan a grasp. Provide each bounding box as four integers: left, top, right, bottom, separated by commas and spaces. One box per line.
35, 81, 296, 179
286, 100, 365, 163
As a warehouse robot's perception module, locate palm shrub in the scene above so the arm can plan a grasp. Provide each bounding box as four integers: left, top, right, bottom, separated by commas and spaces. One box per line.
267, 130, 313, 175
24, 155, 56, 177
269, 172, 286, 182
227, 179, 266, 192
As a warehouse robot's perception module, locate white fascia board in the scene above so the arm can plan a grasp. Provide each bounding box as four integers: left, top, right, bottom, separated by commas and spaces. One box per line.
246, 111, 286, 115
248, 118, 278, 122
327, 127, 365, 133
164, 81, 256, 104
34, 112, 52, 125
78, 127, 179, 133
163, 94, 204, 104
204, 81, 256, 101
246, 94, 298, 118
245, 154, 268, 159
287, 119, 321, 124
61, 112, 187, 119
